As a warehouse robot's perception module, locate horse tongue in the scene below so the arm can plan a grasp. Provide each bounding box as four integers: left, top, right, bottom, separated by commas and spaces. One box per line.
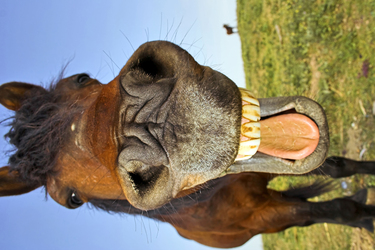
258, 114, 319, 160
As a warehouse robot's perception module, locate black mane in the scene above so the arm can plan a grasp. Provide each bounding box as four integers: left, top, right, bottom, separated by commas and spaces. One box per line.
5, 83, 80, 186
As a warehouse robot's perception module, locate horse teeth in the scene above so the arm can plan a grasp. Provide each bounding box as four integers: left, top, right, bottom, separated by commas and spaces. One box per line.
239, 87, 259, 106
242, 104, 260, 122
238, 139, 260, 156
236, 88, 261, 161
241, 122, 260, 138
242, 96, 259, 106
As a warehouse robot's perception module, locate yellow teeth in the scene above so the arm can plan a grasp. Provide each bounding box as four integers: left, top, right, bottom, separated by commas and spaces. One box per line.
238, 139, 261, 156
236, 88, 261, 161
243, 105, 260, 122
240, 89, 259, 106
241, 122, 261, 138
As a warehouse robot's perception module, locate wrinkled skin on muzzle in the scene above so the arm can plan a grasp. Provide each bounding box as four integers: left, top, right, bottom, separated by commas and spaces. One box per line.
115, 41, 242, 210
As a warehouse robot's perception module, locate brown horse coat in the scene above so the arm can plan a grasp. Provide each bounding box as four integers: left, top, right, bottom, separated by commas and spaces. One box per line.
1, 41, 375, 248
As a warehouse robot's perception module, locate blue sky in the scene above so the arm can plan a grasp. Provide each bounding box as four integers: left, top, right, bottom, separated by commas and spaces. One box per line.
0, 1, 263, 249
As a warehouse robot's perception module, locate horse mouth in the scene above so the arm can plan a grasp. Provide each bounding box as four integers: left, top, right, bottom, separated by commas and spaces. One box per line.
228, 96, 330, 175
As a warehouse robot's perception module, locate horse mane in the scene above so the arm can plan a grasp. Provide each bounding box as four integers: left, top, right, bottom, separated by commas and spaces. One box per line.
4, 81, 81, 186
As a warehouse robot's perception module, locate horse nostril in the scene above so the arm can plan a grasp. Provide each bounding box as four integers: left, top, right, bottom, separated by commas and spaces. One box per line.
135, 56, 162, 78
131, 54, 175, 80
123, 160, 144, 172
125, 162, 166, 196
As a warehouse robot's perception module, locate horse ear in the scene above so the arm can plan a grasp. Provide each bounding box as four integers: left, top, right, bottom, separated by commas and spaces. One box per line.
0, 166, 41, 196
0, 82, 45, 111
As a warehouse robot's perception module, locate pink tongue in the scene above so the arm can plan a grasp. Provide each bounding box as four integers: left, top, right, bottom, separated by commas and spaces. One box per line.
258, 114, 319, 160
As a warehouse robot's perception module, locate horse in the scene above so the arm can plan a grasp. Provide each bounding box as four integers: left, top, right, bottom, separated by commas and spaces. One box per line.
223, 24, 238, 35
1, 41, 375, 248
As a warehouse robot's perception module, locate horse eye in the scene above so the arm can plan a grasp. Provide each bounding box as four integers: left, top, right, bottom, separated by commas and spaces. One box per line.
76, 74, 90, 85
69, 192, 83, 208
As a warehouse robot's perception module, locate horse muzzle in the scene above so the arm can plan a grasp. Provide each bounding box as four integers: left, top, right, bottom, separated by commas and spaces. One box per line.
113, 41, 329, 211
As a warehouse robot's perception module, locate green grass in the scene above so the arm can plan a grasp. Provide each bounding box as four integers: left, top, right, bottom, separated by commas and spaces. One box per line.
237, 0, 375, 249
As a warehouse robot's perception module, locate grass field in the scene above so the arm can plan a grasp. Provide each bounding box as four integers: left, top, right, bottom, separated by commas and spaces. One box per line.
237, 0, 375, 249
